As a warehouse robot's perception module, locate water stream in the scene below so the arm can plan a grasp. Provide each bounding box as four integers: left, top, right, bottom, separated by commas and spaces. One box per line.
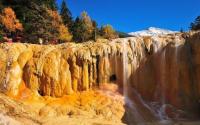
122, 40, 146, 124
121, 41, 177, 125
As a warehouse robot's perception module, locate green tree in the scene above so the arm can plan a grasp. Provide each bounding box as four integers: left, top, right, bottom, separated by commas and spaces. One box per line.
92, 20, 98, 41
100, 24, 118, 40
72, 17, 83, 42
72, 11, 94, 42
2, 0, 68, 44
190, 16, 200, 31
79, 11, 94, 41
35, 0, 57, 10
0, 0, 4, 36
60, 0, 73, 31
0, 0, 3, 11
47, 9, 72, 42
23, 3, 56, 43
48, 0, 57, 10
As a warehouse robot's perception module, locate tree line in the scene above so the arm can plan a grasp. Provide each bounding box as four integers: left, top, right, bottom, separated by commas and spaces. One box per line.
0, 0, 119, 44
1, 0, 199, 44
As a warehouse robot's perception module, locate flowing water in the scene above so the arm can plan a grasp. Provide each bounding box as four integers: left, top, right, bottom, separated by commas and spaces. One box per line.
157, 48, 169, 121
97, 38, 200, 125
121, 41, 177, 125
122, 40, 146, 124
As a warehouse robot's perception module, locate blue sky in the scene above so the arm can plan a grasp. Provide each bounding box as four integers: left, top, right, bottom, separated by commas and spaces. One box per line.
57, 0, 200, 33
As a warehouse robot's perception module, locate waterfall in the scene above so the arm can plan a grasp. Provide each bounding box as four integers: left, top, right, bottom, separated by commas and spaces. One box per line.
122, 40, 184, 124
161, 49, 166, 105
174, 43, 179, 93
122, 40, 128, 98
157, 48, 169, 120
122, 40, 145, 124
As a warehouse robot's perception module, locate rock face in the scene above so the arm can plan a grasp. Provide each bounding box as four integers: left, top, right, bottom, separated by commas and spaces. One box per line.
1, 32, 200, 124
130, 32, 200, 113
0, 34, 184, 97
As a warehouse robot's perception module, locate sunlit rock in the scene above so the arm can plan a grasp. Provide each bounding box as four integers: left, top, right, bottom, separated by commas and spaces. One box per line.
0, 32, 199, 124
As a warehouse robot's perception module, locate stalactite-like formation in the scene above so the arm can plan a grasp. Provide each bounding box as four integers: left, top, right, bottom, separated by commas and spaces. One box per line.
0, 33, 185, 98
1, 32, 200, 124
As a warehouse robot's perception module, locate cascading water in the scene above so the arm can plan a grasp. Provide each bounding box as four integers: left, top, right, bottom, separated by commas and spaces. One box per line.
122, 40, 146, 125
123, 40, 181, 124
158, 48, 169, 120
123, 40, 128, 98
149, 47, 174, 124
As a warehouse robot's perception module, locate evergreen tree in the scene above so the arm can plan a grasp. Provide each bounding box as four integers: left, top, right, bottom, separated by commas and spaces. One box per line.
80, 11, 94, 41
190, 16, 200, 31
49, 0, 57, 10
0, 1, 3, 37
23, 2, 56, 43
72, 17, 83, 42
0, 1, 5, 37
60, 0, 73, 31
0, 0, 3, 11
34, 0, 57, 10
92, 20, 98, 41
3, 0, 57, 18
1, 0, 70, 44
72, 11, 94, 42
47, 9, 72, 42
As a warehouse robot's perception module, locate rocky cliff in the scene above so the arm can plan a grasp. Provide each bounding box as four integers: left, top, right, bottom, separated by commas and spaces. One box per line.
130, 32, 200, 116
0, 33, 184, 97
0, 32, 200, 124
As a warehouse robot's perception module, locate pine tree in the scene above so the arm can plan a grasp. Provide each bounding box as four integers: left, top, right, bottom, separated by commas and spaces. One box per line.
92, 20, 98, 41
47, 9, 72, 42
0, 0, 3, 11
0, 0, 4, 37
79, 11, 94, 41
23, 3, 56, 43
72, 17, 83, 42
48, 0, 57, 10
34, 0, 57, 10
60, 0, 73, 31
2, 0, 70, 43
72, 11, 94, 42
190, 16, 200, 31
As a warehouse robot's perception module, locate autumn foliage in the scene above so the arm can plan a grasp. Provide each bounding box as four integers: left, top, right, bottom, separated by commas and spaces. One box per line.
47, 9, 72, 42
100, 25, 118, 40
0, 1, 119, 43
59, 25, 72, 42
0, 7, 23, 32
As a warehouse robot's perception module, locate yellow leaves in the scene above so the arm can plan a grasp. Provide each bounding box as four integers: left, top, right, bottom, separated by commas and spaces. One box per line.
59, 24, 72, 42
47, 9, 72, 42
101, 24, 118, 39
0, 7, 23, 32
80, 11, 93, 33
47, 9, 62, 27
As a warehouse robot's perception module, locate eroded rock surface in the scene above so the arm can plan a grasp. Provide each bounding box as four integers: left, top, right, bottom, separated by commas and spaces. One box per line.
0, 32, 200, 124
0, 33, 184, 97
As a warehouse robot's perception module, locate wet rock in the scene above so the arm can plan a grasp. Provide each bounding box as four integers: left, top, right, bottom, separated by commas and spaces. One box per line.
0, 32, 200, 124
0, 32, 190, 101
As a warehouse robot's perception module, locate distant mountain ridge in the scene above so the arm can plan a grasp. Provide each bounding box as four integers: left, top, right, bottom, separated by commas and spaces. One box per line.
129, 27, 178, 36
